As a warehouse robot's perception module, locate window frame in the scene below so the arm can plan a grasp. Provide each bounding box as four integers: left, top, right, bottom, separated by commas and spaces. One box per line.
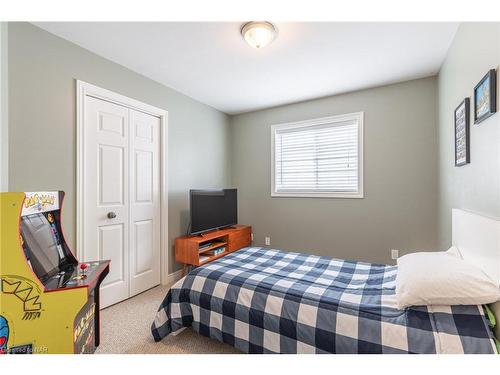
270, 112, 364, 199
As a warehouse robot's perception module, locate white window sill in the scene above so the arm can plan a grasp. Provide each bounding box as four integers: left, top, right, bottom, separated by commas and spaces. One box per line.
271, 191, 364, 199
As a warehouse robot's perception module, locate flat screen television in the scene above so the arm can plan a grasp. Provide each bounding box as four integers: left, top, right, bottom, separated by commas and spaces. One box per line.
190, 189, 237, 235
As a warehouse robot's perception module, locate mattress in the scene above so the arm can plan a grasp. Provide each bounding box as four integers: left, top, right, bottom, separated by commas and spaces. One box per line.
152, 247, 497, 354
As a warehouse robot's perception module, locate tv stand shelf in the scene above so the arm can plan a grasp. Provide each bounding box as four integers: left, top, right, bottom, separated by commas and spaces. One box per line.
175, 225, 252, 275
198, 241, 228, 254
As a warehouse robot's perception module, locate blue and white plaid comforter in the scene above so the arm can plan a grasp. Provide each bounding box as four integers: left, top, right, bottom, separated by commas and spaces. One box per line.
152, 247, 496, 354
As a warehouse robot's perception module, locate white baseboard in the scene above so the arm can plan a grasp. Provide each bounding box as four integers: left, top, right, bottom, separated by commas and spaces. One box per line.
163, 269, 183, 286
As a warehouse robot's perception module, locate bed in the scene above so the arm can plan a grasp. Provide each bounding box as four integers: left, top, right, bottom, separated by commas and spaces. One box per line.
151, 209, 499, 354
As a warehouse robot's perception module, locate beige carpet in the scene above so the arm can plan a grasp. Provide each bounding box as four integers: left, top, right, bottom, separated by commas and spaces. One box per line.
96, 284, 240, 354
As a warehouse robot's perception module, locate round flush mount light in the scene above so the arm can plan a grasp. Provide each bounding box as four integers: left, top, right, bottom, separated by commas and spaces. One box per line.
241, 21, 277, 49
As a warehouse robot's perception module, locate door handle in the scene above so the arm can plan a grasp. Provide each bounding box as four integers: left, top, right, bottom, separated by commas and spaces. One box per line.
107, 212, 117, 219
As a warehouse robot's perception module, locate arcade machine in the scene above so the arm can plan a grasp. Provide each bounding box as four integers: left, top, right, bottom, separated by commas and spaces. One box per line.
0, 191, 110, 354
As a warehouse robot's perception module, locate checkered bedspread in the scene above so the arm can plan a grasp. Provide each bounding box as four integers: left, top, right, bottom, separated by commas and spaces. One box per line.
152, 247, 497, 354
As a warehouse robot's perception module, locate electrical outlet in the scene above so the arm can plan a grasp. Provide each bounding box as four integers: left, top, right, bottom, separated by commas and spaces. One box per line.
251, 233, 254, 241
265, 237, 271, 246
391, 249, 399, 260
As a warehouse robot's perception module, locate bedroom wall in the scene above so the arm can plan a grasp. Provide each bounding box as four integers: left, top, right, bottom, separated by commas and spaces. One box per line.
0, 23, 7, 192
8, 22, 231, 273
437, 23, 500, 249
230, 77, 439, 264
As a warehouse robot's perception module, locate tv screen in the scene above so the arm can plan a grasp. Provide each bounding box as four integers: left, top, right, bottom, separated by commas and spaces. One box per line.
190, 189, 237, 235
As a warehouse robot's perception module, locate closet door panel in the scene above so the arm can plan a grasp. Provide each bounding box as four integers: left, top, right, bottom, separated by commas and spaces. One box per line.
84, 96, 130, 308
129, 109, 161, 297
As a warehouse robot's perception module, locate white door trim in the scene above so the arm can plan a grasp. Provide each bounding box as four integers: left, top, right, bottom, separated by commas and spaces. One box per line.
76, 80, 169, 285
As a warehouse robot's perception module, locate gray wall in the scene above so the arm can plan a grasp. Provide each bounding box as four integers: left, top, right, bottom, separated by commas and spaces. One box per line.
230, 77, 439, 264
8, 22, 231, 273
0, 23, 7, 192
437, 23, 500, 248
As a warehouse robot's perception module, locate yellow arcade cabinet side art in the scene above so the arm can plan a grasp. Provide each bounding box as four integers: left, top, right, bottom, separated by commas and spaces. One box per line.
0, 192, 110, 354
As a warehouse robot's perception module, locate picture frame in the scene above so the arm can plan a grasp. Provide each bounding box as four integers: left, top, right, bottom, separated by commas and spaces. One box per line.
474, 69, 497, 124
455, 98, 470, 167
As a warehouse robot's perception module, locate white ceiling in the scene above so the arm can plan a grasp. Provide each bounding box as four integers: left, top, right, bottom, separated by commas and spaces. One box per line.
34, 22, 458, 114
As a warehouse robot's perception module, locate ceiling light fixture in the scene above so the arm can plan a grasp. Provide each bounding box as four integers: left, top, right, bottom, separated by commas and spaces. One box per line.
241, 21, 277, 49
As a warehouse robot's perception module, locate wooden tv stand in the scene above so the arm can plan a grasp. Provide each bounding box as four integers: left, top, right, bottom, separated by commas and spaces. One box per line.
175, 225, 252, 275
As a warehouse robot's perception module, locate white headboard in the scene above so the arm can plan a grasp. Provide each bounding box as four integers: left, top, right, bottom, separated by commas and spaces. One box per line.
452, 208, 500, 286
452, 208, 500, 339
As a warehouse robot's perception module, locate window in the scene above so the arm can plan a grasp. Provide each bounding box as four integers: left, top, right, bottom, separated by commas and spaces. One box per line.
271, 112, 363, 198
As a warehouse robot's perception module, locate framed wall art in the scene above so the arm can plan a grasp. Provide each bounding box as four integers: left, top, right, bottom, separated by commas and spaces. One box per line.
474, 69, 497, 124
455, 98, 470, 167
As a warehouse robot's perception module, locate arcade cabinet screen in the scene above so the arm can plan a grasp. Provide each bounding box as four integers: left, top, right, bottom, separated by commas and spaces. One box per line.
20, 213, 66, 282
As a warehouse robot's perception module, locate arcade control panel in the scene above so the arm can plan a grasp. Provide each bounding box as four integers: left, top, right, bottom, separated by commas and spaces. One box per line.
43, 261, 110, 291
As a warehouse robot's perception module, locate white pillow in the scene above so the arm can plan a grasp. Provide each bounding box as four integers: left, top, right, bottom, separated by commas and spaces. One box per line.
445, 245, 463, 259
395, 249, 500, 309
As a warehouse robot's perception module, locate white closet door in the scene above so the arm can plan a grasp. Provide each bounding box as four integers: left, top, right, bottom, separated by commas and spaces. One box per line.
84, 96, 130, 308
128, 109, 161, 296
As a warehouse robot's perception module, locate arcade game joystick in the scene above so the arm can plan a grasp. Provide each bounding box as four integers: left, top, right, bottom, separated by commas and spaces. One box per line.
80, 263, 89, 277
0, 191, 110, 354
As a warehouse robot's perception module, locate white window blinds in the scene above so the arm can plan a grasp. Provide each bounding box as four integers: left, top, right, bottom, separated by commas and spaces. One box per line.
272, 113, 363, 198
